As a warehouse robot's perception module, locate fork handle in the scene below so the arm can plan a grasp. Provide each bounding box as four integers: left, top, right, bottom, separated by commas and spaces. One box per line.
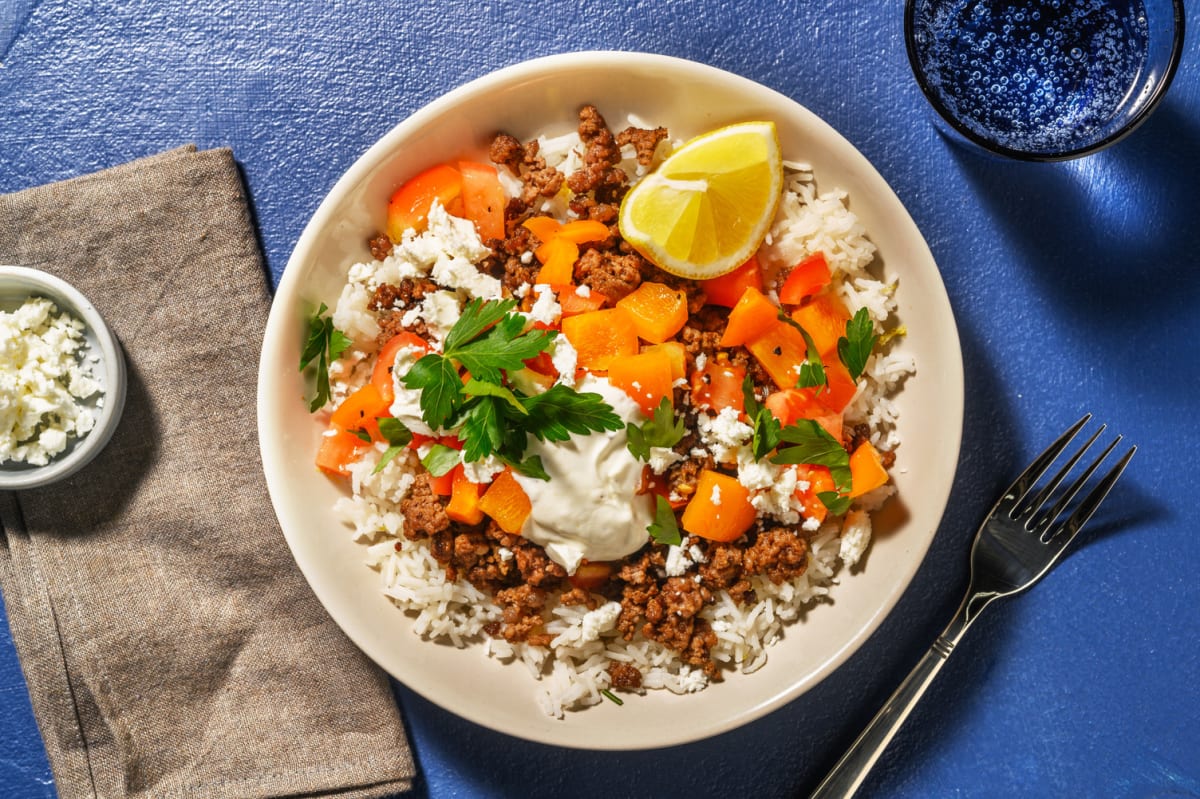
809, 594, 987, 799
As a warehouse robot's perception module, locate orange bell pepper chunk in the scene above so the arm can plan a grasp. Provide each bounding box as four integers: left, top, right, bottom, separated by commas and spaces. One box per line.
615, 281, 689, 344
330, 383, 391, 441
608, 348, 676, 416
793, 464, 836, 524
690, 359, 746, 414
701, 253, 763, 308
386, 163, 463, 241
719, 286, 780, 347
680, 469, 757, 543
522, 215, 562, 243
789, 292, 851, 358
552, 284, 608, 317
446, 466, 485, 524
778, 252, 831, 305
816, 357, 857, 414
459, 161, 506, 242
555, 219, 610, 244
848, 441, 889, 498
535, 237, 578, 284
561, 307, 640, 371
478, 469, 532, 534
643, 341, 686, 382
744, 320, 810, 390
315, 426, 371, 477
764, 388, 843, 441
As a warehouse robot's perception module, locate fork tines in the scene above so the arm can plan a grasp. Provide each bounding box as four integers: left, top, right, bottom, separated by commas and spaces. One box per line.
1003, 414, 1136, 544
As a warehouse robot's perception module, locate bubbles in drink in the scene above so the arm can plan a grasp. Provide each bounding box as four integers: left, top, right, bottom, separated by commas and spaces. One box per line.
911, 0, 1150, 153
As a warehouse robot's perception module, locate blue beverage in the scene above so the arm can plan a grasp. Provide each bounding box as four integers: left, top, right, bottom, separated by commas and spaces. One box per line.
908, 0, 1152, 156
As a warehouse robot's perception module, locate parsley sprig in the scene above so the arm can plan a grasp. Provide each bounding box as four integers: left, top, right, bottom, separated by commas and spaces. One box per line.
626, 398, 687, 461
300, 303, 353, 412
770, 419, 852, 493
838, 307, 878, 381
777, 311, 826, 392
401, 298, 623, 474
647, 495, 683, 546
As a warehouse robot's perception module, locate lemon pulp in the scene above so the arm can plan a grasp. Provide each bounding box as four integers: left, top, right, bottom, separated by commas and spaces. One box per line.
618, 121, 783, 280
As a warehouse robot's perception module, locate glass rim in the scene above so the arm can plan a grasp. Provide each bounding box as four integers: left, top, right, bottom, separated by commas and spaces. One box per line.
903, 0, 1187, 162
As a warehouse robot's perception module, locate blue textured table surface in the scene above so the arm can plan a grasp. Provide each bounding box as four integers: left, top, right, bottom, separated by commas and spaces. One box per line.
3, 2, 1198, 797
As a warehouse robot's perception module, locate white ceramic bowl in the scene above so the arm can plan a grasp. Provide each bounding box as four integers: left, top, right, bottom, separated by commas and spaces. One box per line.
258, 51, 964, 749
0, 265, 127, 490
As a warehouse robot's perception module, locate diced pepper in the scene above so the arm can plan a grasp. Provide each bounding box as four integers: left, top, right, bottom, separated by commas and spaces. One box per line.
552, 283, 608, 317
644, 341, 687, 382
535, 236, 578, 285
848, 441, 889, 498
763, 388, 843, 441
386, 163, 463, 241
477, 469, 532, 534
637, 466, 689, 510
615, 281, 689, 344
701, 253, 763, 308
794, 464, 836, 524
554, 219, 610, 244
315, 426, 370, 477
568, 560, 613, 590
680, 469, 757, 542
446, 466, 485, 524
607, 348, 675, 416
719, 286, 780, 347
778, 252, 831, 305
428, 464, 456, 496
561, 307, 640, 371
744, 320, 809, 390
690, 359, 746, 414
330, 383, 390, 441
789, 292, 851, 358
371, 332, 430, 404
458, 161, 506, 242
522, 215, 562, 243
816, 357, 857, 414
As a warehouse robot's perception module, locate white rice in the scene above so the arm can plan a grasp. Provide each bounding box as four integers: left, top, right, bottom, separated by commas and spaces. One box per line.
325, 122, 914, 717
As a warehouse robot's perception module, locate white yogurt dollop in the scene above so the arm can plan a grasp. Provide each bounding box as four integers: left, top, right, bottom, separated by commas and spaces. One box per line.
512, 376, 653, 574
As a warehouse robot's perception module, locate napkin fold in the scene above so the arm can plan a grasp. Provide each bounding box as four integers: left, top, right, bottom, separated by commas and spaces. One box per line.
0, 147, 416, 799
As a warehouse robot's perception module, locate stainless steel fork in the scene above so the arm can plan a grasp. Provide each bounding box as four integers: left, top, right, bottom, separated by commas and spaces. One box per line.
810, 414, 1136, 798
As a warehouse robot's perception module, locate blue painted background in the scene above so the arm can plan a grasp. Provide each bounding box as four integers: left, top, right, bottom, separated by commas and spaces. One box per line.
2, 2, 1198, 797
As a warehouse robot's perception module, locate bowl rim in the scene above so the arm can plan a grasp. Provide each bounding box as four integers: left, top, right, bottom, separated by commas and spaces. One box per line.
903, 0, 1187, 161
259, 49, 966, 748
0, 265, 127, 490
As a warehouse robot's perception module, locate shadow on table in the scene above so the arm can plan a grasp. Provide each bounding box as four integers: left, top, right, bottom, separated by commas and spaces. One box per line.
386, 317, 1034, 799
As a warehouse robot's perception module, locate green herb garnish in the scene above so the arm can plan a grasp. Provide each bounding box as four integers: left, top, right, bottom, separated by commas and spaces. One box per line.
626, 397, 687, 461
817, 491, 852, 516
300, 303, 353, 412
372, 417, 414, 474
742, 375, 782, 460
770, 419, 852, 492
837, 307, 878, 381
600, 688, 624, 706
420, 443, 461, 477
777, 311, 826, 392
647, 494, 683, 546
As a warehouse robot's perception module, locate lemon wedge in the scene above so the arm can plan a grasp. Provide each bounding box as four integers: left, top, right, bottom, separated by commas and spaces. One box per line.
618, 121, 783, 280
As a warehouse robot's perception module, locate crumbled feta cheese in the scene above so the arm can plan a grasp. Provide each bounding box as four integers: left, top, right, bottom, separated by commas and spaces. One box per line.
664, 544, 693, 576
647, 446, 683, 475
0, 297, 102, 466
696, 407, 752, 462
550, 600, 622, 648
840, 509, 872, 567
548, 335, 578, 387
574, 284, 591, 298
693, 352, 707, 372
525, 285, 561, 326
710, 482, 722, 505
462, 455, 505, 484
388, 345, 437, 435
497, 546, 514, 562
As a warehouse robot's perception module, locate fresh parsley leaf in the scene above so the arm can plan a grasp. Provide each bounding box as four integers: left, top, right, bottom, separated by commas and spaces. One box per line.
742, 374, 763, 419
443, 297, 516, 353
751, 408, 782, 461
521, 385, 625, 442
463, 378, 527, 415
402, 353, 462, 430
501, 454, 550, 481
348, 428, 373, 444
300, 303, 353, 412
647, 495, 683, 546
421, 443, 461, 477
453, 315, 555, 383
771, 419, 852, 491
837, 307, 878, 381
818, 491, 852, 516
456, 398, 507, 462
625, 398, 687, 461
372, 417, 413, 474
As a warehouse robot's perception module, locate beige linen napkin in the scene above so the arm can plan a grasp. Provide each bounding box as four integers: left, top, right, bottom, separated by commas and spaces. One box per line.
0, 147, 416, 799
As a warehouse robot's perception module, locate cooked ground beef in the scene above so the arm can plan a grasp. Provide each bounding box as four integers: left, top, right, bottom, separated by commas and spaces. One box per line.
399, 477, 451, 540
495, 584, 549, 644
574, 247, 644, 301
368, 278, 438, 312
607, 660, 643, 690
368, 233, 393, 261
616, 125, 668, 167
742, 527, 809, 585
